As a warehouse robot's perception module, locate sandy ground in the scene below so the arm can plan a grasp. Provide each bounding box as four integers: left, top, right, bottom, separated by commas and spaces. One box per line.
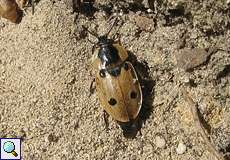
0, 0, 229, 159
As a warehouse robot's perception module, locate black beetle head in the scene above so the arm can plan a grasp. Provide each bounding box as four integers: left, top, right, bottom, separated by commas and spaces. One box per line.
97, 35, 119, 67
98, 43, 120, 67
98, 35, 113, 46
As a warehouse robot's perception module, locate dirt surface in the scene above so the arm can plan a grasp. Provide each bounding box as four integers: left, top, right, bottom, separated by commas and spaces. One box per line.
0, 0, 229, 159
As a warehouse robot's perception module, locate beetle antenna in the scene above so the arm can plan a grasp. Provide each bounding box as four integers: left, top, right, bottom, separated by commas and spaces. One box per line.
87, 38, 97, 45
82, 25, 99, 38
105, 17, 118, 37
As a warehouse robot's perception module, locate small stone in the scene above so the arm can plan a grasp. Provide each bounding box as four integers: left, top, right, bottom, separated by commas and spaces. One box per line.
175, 48, 211, 71
181, 75, 190, 83
155, 136, 166, 148
176, 142, 187, 154
147, 9, 153, 13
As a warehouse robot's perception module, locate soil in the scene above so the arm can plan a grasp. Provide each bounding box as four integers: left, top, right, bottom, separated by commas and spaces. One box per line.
0, 0, 229, 159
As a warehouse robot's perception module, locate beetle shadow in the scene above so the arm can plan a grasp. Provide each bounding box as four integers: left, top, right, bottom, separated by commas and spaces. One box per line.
122, 51, 155, 138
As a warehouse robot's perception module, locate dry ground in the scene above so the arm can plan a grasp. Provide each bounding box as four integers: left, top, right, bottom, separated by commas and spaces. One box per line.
0, 0, 229, 159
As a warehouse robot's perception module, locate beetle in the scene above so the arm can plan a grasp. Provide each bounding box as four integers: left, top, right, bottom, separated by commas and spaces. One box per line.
84, 19, 143, 136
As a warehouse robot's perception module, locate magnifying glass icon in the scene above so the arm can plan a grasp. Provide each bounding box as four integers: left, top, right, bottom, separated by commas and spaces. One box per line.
3, 141, 18, 157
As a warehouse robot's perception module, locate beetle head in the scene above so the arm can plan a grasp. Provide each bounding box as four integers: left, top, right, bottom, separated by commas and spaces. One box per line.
98, 35, 114, 46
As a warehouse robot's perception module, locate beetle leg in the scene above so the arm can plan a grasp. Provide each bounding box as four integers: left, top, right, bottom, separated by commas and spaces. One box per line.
113, 33, 122, 45
91, 44, 97, 55
103, 110, 109, 132
135, 67, 155, 98
89, 78, 96, 97
139, 129, 142, 136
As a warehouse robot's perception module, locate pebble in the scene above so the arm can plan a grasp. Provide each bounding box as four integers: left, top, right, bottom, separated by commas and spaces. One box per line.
176, 142, 187, 154
147, 9, 153, 13
155, 136, 166, 148
175, 48, 211, 71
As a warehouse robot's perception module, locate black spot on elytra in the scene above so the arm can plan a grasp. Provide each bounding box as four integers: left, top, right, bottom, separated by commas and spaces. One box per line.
130, 91, 137, 99
108, 98, 117, 106
99, 70, 106, 78
124, 62, 129, 70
